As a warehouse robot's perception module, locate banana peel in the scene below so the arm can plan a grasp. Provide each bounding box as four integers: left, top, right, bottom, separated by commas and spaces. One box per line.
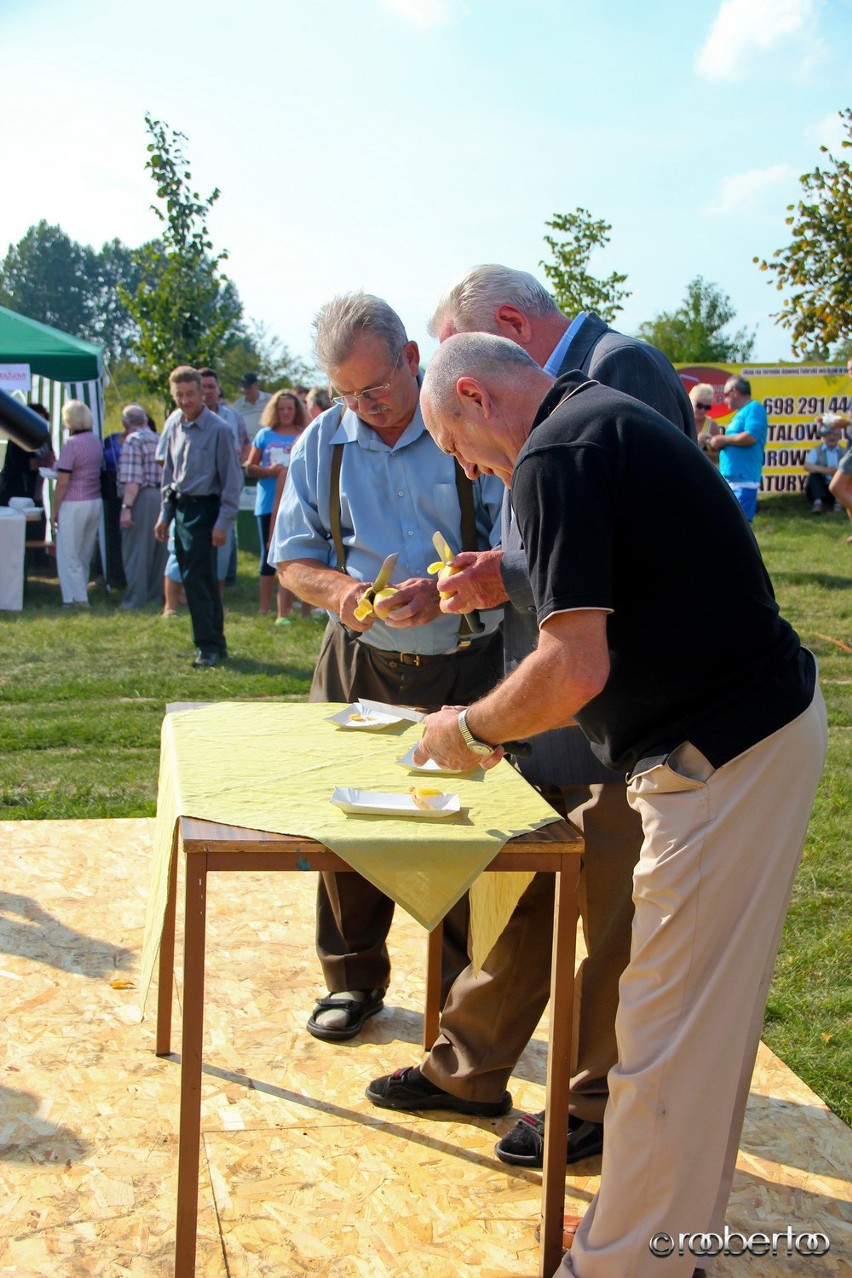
427, 531, 460, 599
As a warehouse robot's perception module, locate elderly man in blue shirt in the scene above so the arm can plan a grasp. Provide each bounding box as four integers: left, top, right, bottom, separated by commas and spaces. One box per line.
270, 291, 504, 1045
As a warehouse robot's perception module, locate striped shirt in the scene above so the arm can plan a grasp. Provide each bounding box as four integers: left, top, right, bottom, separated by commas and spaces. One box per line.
117, 426, 162, 495
56, 431, 104, 501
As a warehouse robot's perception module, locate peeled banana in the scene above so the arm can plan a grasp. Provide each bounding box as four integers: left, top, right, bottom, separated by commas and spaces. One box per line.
354, 586, 398, 621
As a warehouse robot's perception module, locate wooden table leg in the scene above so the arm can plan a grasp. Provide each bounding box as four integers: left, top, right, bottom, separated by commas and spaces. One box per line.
156, 831, 179, 1057
174, 854, 208, 1278
540, 863, 580, 1278
423, 920, 443, 1050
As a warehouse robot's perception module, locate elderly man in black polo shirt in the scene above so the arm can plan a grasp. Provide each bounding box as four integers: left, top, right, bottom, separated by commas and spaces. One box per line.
413, 333, 825, 1278
155, 365, 242, 668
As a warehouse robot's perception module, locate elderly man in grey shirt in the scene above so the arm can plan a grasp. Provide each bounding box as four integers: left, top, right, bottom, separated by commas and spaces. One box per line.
117, 403, 167, 609
155, 365, 243, 668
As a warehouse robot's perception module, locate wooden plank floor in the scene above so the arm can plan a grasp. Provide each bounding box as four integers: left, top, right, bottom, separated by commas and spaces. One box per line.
0, 819, 849, 1276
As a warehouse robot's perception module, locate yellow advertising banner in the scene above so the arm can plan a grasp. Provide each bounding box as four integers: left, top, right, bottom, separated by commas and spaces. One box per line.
676, 363, 851, 493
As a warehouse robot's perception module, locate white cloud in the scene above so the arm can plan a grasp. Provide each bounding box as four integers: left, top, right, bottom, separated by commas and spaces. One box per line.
705, 164, 794, 215
695, 0, 819, 80
810, 110, 848, 157
378, 0, 463, 28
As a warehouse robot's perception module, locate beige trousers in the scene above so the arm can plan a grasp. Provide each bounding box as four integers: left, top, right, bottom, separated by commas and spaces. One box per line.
558, 689, 827, 1278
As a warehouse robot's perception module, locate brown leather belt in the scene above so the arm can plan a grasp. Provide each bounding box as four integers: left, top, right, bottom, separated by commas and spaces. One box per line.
368, 633, 493, 668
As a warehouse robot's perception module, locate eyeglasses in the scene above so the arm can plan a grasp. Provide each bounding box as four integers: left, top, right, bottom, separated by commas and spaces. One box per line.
695, 403, 713, 411
332, 350, 405, 409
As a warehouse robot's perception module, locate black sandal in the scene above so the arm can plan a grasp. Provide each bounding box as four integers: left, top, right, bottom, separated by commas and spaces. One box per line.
306, 988, 385, 1041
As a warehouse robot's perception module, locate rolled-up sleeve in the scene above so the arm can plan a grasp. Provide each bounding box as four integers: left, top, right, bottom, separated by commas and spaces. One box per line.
214, 428, 243, 531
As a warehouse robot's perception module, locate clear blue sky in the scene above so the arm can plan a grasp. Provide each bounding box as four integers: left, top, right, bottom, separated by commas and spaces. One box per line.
3, 0, 850, 368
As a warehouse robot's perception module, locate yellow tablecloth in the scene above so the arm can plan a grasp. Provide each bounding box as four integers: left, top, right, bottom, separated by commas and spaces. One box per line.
139, 702, 561, 1014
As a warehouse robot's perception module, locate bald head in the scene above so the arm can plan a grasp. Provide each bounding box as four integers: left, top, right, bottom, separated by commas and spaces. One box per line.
421, 333, 553, 485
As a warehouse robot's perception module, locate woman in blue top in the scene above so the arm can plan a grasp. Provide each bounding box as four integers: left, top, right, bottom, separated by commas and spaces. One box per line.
246, 390, 308, 617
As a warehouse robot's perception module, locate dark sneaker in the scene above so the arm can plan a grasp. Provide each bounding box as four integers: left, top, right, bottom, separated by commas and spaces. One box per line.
495, 1110, 603, 1167
366, 1065, 511, 1116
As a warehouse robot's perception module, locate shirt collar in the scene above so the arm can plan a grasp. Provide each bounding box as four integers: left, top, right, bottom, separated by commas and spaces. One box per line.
543, 311, 588, 376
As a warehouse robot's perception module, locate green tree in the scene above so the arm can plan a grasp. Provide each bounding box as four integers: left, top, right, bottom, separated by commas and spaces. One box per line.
0, 220, 92, 336
88, 238, 145, 362
540, 208, 630, 322
636, 276, 755, 362
0, 222, 149, 362
755, 108, 852, 357
123, 114, 246, 400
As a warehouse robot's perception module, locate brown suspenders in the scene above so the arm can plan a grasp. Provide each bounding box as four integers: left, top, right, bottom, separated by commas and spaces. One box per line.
328, 444, 478, 567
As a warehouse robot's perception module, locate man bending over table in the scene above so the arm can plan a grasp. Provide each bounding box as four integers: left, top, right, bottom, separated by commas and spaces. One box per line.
411, 333, 824, 1278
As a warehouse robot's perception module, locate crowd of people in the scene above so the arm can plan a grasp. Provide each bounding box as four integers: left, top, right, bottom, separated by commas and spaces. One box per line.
0, 265, 838, 1276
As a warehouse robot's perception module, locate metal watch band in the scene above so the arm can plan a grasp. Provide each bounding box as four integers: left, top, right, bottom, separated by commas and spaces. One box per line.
457, 709, 495, 757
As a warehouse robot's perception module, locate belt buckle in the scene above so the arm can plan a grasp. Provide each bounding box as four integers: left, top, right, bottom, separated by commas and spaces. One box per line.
404, 652, 421, 667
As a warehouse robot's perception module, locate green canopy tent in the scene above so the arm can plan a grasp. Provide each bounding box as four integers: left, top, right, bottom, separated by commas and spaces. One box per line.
0, 305, 110, 583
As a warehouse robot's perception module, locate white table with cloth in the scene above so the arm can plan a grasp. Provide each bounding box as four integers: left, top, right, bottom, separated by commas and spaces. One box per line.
140, 701, 584, 1278
0, 507, 26, 610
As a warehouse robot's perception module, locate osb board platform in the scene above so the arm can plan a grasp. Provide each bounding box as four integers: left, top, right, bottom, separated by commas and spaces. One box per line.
0, 819, 849, 1276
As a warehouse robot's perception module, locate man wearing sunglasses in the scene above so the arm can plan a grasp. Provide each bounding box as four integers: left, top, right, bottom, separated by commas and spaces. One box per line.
269, 291, 505, 1046
706, 376, 768, 522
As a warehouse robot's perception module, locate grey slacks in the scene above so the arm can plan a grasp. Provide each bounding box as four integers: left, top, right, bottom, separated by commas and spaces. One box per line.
120, 487, 167, 609
421, 780, 642, 1123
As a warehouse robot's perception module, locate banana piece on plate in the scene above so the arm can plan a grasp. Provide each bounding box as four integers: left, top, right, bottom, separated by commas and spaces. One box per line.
408, 786, 443, 809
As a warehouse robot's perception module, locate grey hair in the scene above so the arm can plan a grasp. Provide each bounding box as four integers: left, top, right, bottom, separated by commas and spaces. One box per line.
306, 386, 331, 413
422, 332, 541, 417
725, 375, 751, 396
61, 399, 94, 433
121, 403, 149, 428
312, 292, 408, 371
427, 264, 561, 338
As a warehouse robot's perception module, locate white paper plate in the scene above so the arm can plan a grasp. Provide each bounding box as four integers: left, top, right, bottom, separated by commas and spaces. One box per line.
326, 702, 406, 731
330, 787, 461, 819
394, 743, 480, 776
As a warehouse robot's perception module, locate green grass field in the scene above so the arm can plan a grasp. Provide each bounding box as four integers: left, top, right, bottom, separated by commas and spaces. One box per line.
0, 493, 849, 1123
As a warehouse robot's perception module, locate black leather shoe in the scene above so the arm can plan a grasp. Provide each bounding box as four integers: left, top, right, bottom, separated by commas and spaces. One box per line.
366, 1065, 511, 1116
495, 1110, 603, 1166
191, 650, 223, 668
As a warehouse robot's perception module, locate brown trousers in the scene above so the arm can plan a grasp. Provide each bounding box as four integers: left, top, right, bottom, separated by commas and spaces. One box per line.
421, 780, 642, 1123
311, 621, 504, 998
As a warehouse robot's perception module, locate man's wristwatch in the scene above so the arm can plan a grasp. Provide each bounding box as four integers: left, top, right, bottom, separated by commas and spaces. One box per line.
121, 504, 133, 510
457, 709, 497, 757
